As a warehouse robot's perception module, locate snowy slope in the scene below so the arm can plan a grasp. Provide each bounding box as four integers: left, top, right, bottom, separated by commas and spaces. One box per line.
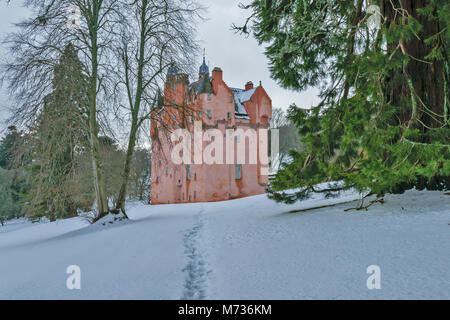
0, 189, 449, 299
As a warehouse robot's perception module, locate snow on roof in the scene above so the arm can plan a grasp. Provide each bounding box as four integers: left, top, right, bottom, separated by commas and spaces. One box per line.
189, 76, 213, 95
230, 87, 257, 120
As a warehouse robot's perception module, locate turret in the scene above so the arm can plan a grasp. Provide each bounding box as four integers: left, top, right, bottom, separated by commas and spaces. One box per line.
199, 53, 209, 79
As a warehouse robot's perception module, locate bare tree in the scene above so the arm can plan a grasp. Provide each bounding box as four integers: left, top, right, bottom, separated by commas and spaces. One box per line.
270, 107, 289, 129
112, 0, 204, 215
128, 147, 151, 202
1, 0, 124, 220
270, 107, 304, 167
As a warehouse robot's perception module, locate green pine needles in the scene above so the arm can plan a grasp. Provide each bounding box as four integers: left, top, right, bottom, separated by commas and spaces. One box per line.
236, 0, 450, 203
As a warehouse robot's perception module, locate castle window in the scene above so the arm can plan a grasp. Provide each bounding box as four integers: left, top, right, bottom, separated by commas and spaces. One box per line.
186, 164, 191, 180
207, 110, 212, 118
235, 164, 242, 180
227, 112, 231, 120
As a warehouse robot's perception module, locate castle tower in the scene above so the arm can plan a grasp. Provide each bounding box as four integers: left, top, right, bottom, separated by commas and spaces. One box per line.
151, 58, 272, 205
198, 50, 209, 79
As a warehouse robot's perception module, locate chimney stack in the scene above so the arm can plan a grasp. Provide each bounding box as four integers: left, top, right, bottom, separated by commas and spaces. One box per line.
245, 81, 254, 90
212, 67, 223, 82
212, 67, 223, 93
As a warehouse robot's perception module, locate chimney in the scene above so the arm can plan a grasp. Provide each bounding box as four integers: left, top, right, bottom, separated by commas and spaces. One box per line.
212, 67, 223, 93
212, 67, 223, 82
245, 81, 254, 90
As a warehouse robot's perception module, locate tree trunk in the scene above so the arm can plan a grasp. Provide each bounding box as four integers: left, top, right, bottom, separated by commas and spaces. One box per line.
114, 0, 148, 216
381, 0, 448, 190
89, 1, 109, 220
115, 122, 138, 216
90, 121, 109, 218
382, 0, 446, 130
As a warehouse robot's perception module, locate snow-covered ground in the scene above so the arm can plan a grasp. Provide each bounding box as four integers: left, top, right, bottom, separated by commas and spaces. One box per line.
0, 189, 449, 299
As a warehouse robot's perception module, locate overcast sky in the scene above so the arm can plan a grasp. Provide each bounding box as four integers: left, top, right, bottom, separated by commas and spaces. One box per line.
0, 0, 320, 133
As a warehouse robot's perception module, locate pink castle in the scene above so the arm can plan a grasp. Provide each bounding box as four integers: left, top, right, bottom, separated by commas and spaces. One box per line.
150, 57, 272, 204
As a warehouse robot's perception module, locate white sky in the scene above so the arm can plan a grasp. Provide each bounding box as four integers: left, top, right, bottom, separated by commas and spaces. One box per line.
0, 0, 320, 133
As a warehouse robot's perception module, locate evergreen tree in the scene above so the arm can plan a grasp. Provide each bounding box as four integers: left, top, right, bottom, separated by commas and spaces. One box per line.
28, 44, 89, 220
237, 0, 450, 205
0, 168, 20, 225
0, 126, 31, 221
0, 126, 22, 169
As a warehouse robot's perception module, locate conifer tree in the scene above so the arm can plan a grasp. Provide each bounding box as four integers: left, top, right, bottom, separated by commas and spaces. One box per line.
29, 44, 89, 220
0, 126, 18, 169
2, 0, 123, 220
237, 0, 449, 205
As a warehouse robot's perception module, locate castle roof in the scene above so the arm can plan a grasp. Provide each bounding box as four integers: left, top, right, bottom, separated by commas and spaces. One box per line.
230, 87, 257, 120
189, 75, 213, 95
167, 63, 178, 76
199, 56, 209, 76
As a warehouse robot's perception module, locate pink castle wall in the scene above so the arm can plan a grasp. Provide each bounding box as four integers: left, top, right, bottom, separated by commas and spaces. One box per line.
150, 65, 272, 205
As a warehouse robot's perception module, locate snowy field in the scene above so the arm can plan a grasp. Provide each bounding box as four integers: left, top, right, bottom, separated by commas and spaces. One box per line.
0, 189, 449, 299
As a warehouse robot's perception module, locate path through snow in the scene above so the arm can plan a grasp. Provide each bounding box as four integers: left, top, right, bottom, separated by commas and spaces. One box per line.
181, 205, 211, 299
0, 189, 449, 299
